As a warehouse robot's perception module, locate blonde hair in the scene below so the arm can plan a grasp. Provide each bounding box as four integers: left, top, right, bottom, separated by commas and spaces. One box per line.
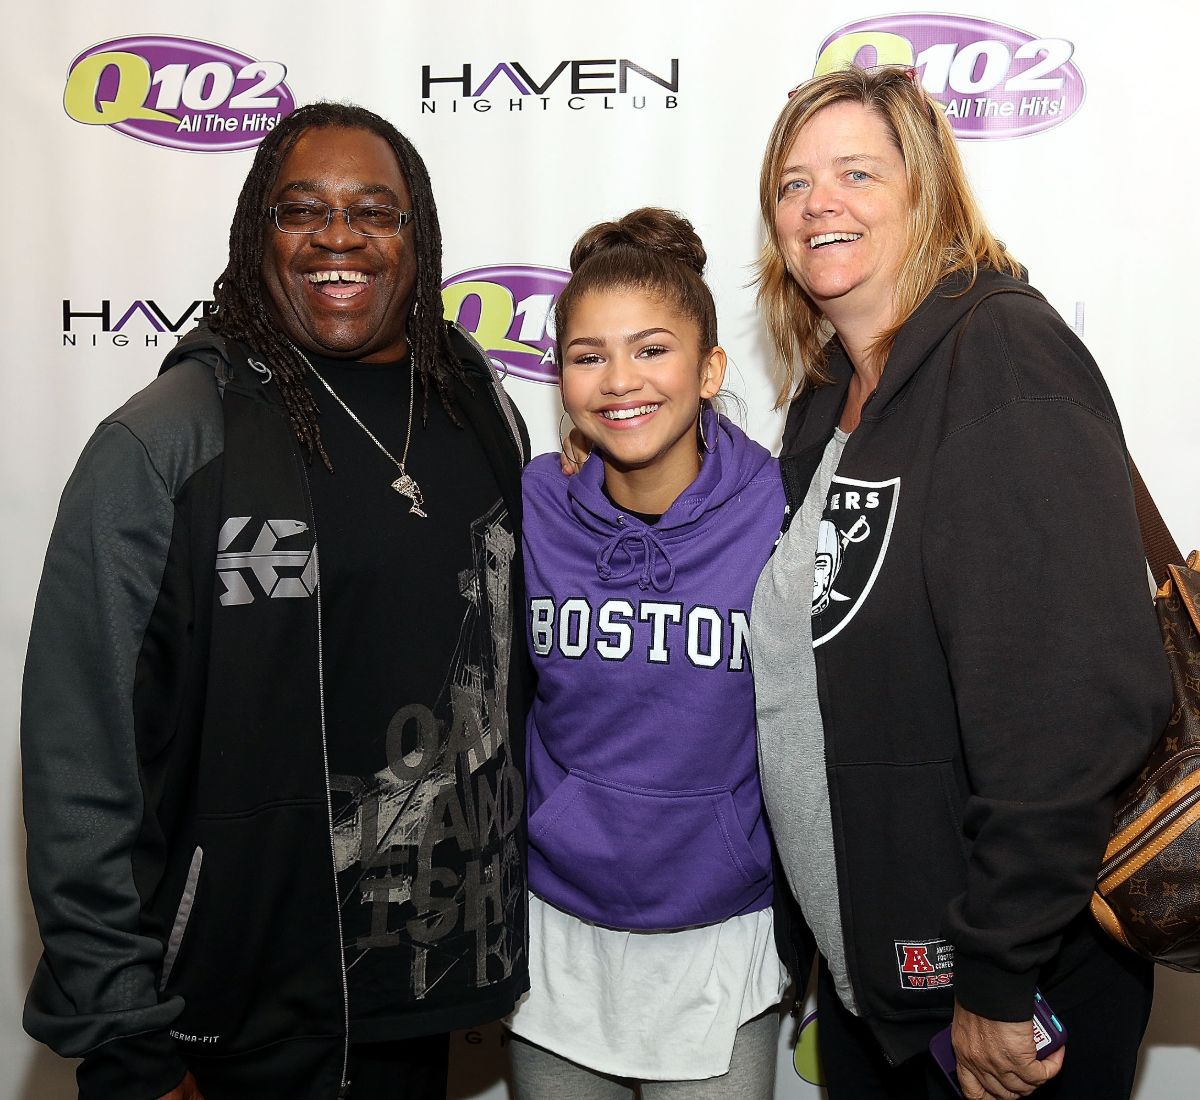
755, 65, 1020, 406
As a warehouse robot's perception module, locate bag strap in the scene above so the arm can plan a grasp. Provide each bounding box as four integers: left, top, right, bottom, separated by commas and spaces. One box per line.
948, 285, 1184, 586
1128, 459, 1184, 587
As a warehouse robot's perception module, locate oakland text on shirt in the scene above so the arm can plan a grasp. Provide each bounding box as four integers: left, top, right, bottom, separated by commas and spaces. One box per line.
529, 596, 750, 670
330, 706, 524, 953
330, 502, 524, 999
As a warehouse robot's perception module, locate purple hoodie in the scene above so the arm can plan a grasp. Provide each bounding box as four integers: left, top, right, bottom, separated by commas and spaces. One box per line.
523, 410, 785, 931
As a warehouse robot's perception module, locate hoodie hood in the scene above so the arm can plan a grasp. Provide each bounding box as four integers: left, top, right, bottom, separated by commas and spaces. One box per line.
868, 268, 1040, 414
560, 408, 776, 592
161, 321, 238, 379
787, 269, 1041, 454
159, 321, 282, 410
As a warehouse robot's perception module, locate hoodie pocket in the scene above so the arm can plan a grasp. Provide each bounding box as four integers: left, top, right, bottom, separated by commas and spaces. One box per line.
160, 806, 344, 1053
528, 770, 770, 930
159, 845, 204, 991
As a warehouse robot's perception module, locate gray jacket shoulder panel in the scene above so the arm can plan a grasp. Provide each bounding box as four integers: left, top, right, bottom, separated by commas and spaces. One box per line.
105, 356, 225, 498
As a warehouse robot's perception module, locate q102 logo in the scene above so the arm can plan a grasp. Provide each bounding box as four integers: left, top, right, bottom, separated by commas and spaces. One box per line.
63, 36, 296, 152
816, 15, 1084, 138
442, 266, 570, 385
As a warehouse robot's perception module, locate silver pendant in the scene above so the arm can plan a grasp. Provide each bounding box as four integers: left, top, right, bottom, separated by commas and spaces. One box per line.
391, 472, 427, 518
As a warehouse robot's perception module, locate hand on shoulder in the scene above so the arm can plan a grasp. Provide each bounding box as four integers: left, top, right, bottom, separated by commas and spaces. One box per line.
560, 426, 592, 475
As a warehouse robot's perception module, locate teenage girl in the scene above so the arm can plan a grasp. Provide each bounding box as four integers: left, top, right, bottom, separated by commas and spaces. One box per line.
508, 208, 790, 1099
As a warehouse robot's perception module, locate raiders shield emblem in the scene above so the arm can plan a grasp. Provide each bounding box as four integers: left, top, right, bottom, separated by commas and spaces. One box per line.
812, 475, 900, 647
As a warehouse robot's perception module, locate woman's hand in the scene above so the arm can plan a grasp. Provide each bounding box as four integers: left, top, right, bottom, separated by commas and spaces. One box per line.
156, 1071, 205, 1100
560, 426, 592, 475
951, 1002, 1064, 1099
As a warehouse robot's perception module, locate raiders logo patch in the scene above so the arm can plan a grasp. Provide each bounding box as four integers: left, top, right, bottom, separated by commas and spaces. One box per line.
895, 938, 955, 990
812, 475, 900, 647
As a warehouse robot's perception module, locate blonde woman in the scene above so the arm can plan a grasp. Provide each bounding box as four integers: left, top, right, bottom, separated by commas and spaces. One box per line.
751, 66, 1169, 1100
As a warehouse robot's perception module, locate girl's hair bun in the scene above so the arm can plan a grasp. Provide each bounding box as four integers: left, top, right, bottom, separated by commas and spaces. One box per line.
569, 207, 706, 276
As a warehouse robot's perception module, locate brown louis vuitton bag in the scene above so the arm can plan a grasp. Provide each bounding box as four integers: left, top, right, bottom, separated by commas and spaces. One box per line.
1090, 463, 1200, 970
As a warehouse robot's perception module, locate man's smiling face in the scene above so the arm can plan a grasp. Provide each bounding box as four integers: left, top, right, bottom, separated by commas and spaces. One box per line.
261, 125, 417, 362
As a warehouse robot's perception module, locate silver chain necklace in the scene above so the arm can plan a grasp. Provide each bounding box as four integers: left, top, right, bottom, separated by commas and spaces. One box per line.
297, 348, 427, 518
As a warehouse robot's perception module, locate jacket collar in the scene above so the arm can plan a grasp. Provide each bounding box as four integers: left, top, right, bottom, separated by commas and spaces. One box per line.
867, 268, 1040, 419
787, 268, 1041, 450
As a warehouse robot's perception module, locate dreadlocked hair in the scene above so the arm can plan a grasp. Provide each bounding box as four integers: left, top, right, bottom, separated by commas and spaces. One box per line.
210, 101, 461, 469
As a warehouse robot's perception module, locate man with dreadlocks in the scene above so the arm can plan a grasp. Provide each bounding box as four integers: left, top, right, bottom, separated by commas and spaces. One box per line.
21, 103, 531, 1100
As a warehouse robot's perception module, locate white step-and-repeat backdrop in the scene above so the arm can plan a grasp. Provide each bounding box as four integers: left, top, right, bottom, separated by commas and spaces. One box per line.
3, 2, 1197, 1096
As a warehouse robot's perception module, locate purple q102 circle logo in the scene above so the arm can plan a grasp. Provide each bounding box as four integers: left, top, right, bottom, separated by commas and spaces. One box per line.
442, 265, 570, 385
63, 35, 295, 151
815, 15, 1085, 138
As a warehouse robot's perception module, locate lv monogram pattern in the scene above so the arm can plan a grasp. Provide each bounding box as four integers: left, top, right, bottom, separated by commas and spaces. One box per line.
1092, 553, 1200, 970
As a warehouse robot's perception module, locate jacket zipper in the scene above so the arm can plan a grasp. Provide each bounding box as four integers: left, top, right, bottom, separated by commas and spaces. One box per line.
452, 322, 525, 460
1098, 782, 1200, 884
1098, 747, 1200, 883
295, 329, 516, 1096
1116, 746, 1200, 817
299, 461, 351, 1095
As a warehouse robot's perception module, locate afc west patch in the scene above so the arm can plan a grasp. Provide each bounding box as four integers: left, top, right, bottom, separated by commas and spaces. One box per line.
812, 475, 900, 647
894, 938, 954, 990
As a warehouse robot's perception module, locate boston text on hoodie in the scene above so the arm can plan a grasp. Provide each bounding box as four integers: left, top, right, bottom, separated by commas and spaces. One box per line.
523, 411, 785, 932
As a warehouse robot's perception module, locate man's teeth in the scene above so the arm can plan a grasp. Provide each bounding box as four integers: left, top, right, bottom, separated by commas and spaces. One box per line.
809, 232, 863, 249
307, 270, 370, 283
601, 404, 660, 421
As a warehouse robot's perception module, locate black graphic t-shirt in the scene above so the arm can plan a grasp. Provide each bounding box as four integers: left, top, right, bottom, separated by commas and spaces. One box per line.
307, 354, 523, 1040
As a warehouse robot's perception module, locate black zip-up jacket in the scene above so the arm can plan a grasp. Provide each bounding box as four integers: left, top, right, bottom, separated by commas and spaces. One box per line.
778, 270, 1170, 1064
21, 323, 531, 1100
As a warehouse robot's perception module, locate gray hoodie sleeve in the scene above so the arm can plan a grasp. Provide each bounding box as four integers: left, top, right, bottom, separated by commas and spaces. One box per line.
21, 391, 211, 1095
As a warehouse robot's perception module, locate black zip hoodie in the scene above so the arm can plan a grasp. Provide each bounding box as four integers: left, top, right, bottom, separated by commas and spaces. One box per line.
22, 323, 530, 1099
776, 269, 1170, 1063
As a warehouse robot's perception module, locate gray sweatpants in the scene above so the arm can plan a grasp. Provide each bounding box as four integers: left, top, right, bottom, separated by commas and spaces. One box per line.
508, 1009, 780, 1100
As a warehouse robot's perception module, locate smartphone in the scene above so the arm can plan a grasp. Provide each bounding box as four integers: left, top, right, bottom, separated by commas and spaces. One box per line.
929, 990, 1066, 1097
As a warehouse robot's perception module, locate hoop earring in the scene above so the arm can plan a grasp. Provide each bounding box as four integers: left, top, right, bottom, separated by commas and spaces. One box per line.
559, 413, 587, 468
698, 402, 719, 454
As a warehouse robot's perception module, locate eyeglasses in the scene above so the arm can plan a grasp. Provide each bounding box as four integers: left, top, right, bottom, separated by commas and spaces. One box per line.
268, 201, 416, 238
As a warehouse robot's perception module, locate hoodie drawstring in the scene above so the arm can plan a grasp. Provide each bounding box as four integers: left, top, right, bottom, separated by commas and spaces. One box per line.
595, 526, 676, 592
